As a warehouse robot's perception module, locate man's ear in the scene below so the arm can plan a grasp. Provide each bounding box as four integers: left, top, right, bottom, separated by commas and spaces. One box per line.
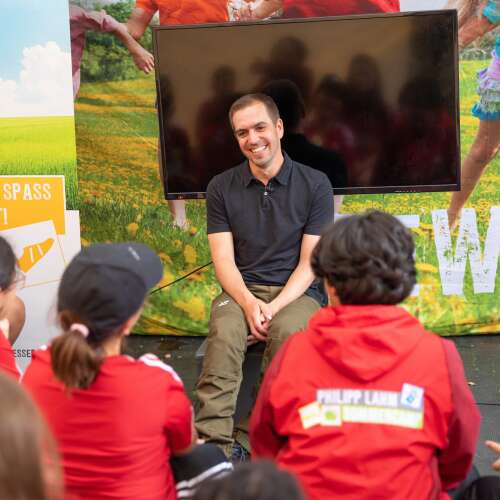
324, 280, 341, 306
276, 118, 284, 139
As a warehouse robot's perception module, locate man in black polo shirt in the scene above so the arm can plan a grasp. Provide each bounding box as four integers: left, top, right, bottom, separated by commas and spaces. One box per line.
195, 93, 334, 457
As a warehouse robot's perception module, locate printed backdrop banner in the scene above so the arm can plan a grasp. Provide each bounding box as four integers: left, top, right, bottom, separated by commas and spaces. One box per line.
0, 0, 81, 370
72, 0, 499, 336
0, 176, 67, 234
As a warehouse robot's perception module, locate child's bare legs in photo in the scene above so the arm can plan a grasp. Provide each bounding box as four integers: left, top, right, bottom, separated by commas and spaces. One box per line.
448, 119, 500, 229
168, 199, 188, 230
157, 140, 189, 230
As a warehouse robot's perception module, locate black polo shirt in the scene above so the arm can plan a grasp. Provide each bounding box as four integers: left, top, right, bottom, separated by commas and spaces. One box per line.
206, 153, 334, 305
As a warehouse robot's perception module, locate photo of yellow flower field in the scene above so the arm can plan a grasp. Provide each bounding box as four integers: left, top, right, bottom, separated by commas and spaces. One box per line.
74, 59, 499, 336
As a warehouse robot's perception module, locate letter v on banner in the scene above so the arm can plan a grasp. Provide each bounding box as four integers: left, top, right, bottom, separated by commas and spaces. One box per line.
432, 208, 500, 295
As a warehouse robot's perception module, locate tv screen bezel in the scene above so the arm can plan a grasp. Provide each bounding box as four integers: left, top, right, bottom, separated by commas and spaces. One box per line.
152, 10, 460, 200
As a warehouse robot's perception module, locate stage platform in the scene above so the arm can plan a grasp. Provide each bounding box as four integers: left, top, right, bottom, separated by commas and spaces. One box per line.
126, 334, 500, 475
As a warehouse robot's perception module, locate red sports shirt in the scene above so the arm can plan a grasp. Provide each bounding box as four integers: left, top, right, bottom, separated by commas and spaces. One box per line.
23, 349, 193, 500
135, 0, 229, 25
282, 0, 400, 18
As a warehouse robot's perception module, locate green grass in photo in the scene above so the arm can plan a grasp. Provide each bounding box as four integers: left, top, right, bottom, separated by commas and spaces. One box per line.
75, 61, 499, 336
341, 59, 499, 335
0, 116, 79, 209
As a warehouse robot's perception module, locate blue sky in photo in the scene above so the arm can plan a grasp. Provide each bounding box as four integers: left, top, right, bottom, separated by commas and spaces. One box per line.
0, 0, 70, 81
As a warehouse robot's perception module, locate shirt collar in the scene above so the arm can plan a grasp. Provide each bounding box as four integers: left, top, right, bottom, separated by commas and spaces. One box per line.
241, 152, 293, 187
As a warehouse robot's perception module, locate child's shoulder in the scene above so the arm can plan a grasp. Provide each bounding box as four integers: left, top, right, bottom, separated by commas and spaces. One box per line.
136, 353, 184, 385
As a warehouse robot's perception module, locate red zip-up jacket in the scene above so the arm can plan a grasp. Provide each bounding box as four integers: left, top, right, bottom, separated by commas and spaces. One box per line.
250, 305, 480, 500
281, 0, 400, 18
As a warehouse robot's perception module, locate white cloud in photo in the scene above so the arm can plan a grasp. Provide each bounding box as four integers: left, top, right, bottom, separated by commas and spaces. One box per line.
0, 42, 73, 118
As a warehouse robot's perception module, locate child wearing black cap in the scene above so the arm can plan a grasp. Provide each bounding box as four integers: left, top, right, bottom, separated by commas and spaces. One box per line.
23, 242, 196, 500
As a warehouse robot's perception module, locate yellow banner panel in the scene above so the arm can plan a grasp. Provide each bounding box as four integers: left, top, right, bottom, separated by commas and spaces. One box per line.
0, 176, 66, 234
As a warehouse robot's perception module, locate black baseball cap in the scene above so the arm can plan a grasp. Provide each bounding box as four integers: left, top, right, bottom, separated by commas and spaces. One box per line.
58, 243, 163, 336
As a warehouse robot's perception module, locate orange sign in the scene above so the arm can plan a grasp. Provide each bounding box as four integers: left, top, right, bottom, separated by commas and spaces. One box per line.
0, 176, 66, 234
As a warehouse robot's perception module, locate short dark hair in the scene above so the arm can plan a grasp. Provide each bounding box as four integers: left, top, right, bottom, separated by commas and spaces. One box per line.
0, 236, 17, 290
228, 93, 280, 130
311, 211, 416, 305
193, 460, 304, 500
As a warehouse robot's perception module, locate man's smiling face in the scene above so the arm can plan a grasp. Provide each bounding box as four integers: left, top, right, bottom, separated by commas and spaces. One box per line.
232, 101, 284, 171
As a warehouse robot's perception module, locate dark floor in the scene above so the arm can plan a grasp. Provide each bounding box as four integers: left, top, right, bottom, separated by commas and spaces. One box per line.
125, 334, 500, 476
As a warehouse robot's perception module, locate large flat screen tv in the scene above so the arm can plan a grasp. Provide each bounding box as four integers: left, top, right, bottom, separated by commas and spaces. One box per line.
153, 11, 459, 199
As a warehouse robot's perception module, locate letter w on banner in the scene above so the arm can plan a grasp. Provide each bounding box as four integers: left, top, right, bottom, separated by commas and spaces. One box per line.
432, 208, 499, 295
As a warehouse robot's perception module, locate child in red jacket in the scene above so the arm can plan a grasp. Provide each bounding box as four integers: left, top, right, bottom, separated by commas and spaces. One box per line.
250, 211, 480, 500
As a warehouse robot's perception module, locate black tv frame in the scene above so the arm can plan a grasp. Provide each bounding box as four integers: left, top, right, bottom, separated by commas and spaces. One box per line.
152, 10, 460, 200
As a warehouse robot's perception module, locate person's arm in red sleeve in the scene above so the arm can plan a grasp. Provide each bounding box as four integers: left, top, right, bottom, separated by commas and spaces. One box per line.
438, 340, 481, 490
250, 339, 292, 458
380, 0, 400, 12
0, 320, 20, 381
165, 380, 197, 456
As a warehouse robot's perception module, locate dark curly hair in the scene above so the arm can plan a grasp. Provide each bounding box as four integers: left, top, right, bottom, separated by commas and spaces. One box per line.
311, 211, 416, 305
193, 460, 304, 500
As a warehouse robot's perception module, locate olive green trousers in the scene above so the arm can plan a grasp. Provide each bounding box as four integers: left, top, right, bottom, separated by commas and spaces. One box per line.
194, 285, 319, 456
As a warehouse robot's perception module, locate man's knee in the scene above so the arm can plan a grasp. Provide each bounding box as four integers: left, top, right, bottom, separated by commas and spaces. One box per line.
271, 315, 305, 342
208, 316, 247, 351
208, 296, 248, 351
201, 309, 248, 380
270, 296, 319, 342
